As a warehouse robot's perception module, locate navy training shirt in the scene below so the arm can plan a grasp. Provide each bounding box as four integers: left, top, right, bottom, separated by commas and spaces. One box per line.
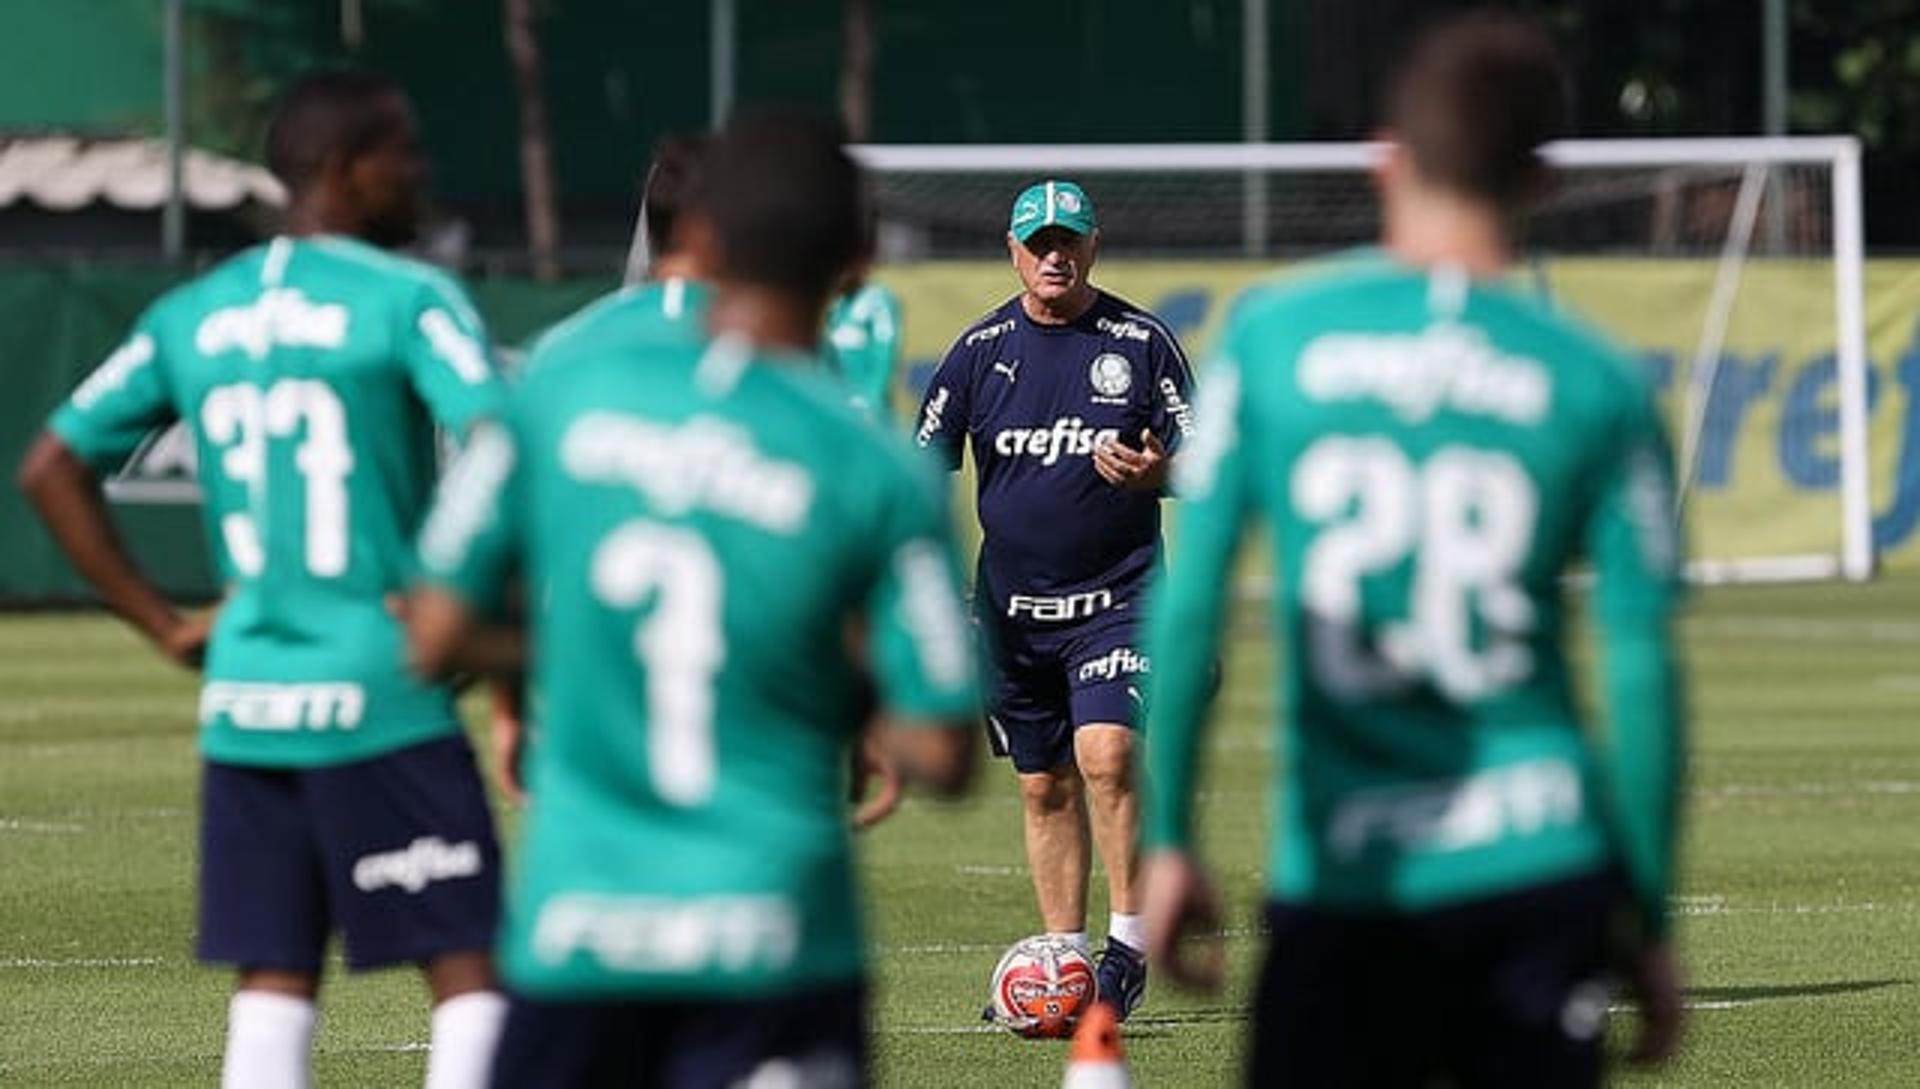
915, 288, 1196, 628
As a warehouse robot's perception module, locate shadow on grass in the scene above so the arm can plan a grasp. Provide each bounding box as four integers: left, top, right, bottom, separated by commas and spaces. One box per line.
1126, 980, 1909, 1035
1685, 979, 1907, 1004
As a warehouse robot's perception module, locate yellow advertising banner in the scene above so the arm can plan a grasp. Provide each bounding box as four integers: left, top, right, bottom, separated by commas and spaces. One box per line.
876, 259, 1920, 571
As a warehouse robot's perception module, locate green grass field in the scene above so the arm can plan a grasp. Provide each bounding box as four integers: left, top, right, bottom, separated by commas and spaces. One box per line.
5, 578, 1920, 1086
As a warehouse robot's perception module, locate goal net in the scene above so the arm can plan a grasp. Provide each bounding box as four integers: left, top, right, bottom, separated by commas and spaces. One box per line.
853, 138, 1872, 584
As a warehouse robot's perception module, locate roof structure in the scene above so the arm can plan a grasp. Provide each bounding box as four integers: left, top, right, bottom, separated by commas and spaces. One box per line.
0, 137, 283, 212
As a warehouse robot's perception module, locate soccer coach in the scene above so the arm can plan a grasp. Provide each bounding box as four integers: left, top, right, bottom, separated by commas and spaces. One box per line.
913, 181, 1195, 1021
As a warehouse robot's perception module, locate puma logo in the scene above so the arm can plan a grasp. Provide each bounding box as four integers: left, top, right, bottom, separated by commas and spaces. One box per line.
993, 360, 1020, 383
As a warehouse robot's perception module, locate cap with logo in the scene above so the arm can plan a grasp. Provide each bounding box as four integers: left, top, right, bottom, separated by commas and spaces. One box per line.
1009, 180, 1097, 243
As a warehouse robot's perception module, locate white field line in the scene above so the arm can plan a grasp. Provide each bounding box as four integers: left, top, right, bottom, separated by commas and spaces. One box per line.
0, 818, 84, 834
0, 956, 165, 969
1689, 617, 1920, 643
1699, 780, 1920, 798
892, 999, 1760, 1035
1676, 895, 1920, 917
0, 699, 186, 724
953, 865, 1023, 877
888, 929, 1259, 957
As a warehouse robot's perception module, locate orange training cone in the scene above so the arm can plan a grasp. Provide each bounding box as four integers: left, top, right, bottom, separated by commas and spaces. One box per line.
1062, 1001, 1130, 1088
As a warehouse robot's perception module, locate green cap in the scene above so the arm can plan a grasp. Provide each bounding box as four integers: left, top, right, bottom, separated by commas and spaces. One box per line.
1008, 180, 1097, 242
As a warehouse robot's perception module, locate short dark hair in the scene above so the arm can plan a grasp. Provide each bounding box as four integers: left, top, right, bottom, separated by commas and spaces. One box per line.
697, 108, 862, 301
641, 132, 709, 256
265, 70, 407, 191
1387, 12, 1569, 208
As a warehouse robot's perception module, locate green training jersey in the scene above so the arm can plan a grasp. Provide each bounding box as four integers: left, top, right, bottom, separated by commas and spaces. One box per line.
50, 235, 507, 768
825, 283, 902, 420
418, 321, 980, 999
520, 276, 710, 372
1146, 253, 1685, 937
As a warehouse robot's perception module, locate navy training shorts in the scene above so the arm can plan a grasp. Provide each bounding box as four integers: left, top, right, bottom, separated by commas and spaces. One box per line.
490, 982, 867, 1089
197, 735, 501, 973
983, 607, 1147, 774
1248, 869, 1619, 1088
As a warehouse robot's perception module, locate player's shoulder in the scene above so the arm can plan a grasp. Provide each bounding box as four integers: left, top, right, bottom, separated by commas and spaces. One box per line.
523, 284, 645, 361
522, 280, 707, 377
1477, 282, 1654, 407
304, 236, 476, 310
1222, 249, 1413, 336
752, 359, 936, 487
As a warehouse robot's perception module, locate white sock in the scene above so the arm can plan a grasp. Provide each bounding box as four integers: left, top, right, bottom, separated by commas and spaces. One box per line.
1048, 930, 1091, 955
1108, 913, 1146, 952
425, 991, 509, 1089
222, 991, 316, 1089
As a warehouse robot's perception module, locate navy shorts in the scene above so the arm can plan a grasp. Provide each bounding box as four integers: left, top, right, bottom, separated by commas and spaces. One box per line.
983, 609, 1147, 774
490, 982, 867, 1089
1249, 870, 1618, 1088
197, 735, 501, 973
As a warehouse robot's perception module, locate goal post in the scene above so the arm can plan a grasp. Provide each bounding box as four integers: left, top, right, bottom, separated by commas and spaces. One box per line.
852, 137, 1872, 583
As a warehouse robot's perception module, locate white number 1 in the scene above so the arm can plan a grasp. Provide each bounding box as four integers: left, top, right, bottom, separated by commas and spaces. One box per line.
591, 521, 726, 806
1293, 438, 1538, 701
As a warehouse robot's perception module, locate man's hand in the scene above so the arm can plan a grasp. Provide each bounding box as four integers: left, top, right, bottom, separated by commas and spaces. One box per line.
490, 680, 528, 806
156, 609, 215, 671
1623, 940, 1685, 1066
849, 730, 904, 830
1141, 849, 1226, 992
1092, 429, 1170, 492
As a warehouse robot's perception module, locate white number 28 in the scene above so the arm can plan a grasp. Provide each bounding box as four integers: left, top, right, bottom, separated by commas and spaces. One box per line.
1293, 437, 1538, 702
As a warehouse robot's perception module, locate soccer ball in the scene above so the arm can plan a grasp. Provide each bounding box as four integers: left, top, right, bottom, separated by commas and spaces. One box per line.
985, 935, 1098, 1039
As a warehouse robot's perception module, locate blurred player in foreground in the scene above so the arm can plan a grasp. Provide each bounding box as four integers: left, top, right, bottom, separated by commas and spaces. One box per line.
1142, 13, 1688, 1085
915, 180, 1195, 1021
407, 110, 981, 1087
487, 132, 713, 804
18, 72, 510, 1089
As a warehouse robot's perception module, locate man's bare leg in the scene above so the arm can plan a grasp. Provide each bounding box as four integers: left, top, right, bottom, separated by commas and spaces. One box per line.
1018, 765, 1090, 936
1075, 724, 1140, 916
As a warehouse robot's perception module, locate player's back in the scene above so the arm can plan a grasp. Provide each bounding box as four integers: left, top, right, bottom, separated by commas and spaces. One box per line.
1214, 252, 1675, 911
61, 235, 505, 765
520, 275, 709, 372
491, 327, 971, 998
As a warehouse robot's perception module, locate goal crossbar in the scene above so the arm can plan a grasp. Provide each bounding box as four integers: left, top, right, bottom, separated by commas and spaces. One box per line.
851, 137, 1870, 582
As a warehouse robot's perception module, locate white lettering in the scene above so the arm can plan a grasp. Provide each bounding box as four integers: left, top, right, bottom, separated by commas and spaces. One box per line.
420, 425, 515, 575
1299, 323, 1550, 425
1159, 376, 1196, 439
917, 386, 951, 447
1007, 589, 1115, 622
1095, 316, 1151, 343
418, 308, 493, 384
351, 836, 484, 894
531, 894, 800, 974
195, 288, 349, 361
198, 682, 365, 731
1327, 759, 1585, 860
895, 540, 972, 689
964, 319, 1015, 346
72, 334, 156, 410
1075, 647, 1149, 683
989, 418, 1119, 467
562, 413, 814, 534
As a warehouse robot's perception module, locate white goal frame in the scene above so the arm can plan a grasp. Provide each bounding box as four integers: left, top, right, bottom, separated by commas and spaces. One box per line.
853, 137, 1871, 583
